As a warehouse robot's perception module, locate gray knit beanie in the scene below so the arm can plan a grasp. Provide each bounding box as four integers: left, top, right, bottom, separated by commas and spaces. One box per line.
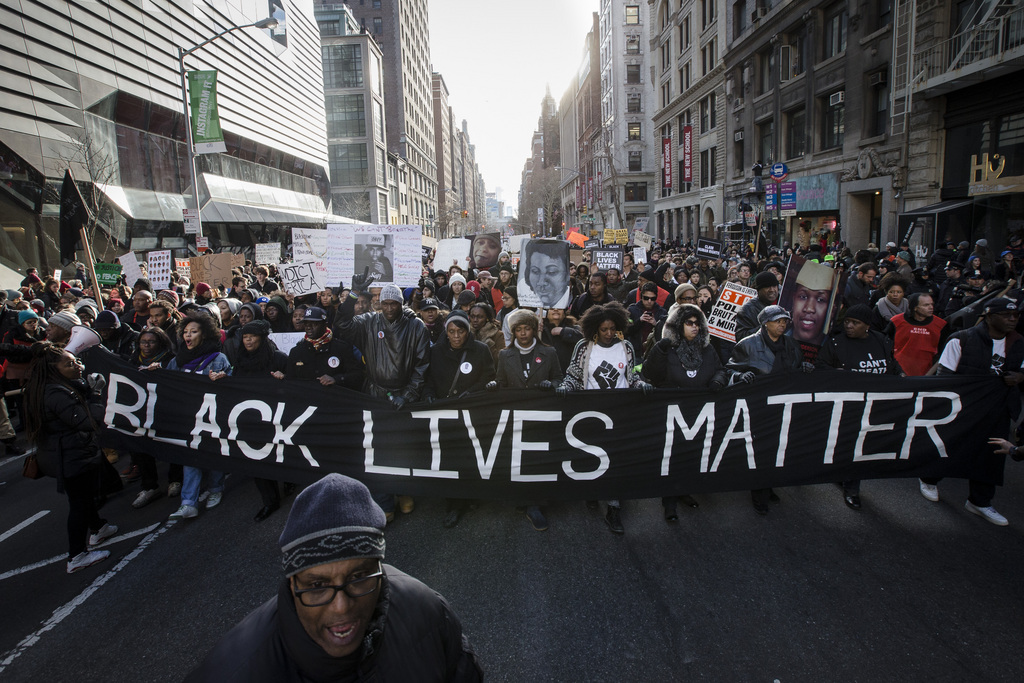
278, 474, 386, 577
379, 284, 404, 304
49, 310, 82, 331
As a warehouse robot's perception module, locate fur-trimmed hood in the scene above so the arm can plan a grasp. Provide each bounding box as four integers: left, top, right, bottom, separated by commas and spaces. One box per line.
662, 303, 709, 347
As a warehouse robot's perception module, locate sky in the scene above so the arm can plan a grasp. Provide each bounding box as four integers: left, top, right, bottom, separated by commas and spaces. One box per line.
428, 0, 598, 217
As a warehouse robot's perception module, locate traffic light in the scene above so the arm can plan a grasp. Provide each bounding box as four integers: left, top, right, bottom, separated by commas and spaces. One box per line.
462, 210, 468, 218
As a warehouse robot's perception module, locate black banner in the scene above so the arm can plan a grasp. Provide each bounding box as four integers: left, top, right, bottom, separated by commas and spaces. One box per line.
696, 238, 722, 260
89, 354, 1009, 501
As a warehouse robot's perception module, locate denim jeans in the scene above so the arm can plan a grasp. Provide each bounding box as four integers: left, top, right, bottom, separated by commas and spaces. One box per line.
181, 466, 225, 507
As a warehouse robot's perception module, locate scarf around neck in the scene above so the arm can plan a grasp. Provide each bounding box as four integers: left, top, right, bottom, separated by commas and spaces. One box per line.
876, 295, 907, 321
306, 327, 333, 352
514, 338, 538, 354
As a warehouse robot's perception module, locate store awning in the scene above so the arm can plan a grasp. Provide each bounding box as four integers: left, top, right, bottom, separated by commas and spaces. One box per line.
897, 199, 974, 250
900, 199, 973, 217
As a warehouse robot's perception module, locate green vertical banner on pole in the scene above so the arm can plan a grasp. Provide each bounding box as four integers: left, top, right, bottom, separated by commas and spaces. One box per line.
187, 70, 227, 154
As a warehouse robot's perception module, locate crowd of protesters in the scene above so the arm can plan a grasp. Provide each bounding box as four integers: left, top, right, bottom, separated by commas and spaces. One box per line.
12, 230, 1024, 574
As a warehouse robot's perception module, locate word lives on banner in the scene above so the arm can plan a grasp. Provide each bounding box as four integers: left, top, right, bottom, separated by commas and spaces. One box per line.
88, 352, 1009, 501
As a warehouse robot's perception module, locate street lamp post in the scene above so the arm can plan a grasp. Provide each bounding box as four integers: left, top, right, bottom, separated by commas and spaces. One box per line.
178, 16, 278, 240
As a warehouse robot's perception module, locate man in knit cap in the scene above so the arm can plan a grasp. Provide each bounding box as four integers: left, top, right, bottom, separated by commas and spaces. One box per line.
335, 273, 431, 519
734, 271, 780, 342
185, 473, 482, 682
45, 310, 82, 345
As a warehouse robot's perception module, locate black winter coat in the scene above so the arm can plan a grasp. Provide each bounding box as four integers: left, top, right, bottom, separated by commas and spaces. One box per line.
727, 328, 804, 375
495, 343, 563, 388
37, 381, 104, 480
286, 338, 363, 388
423, 339, 494, 399
643, 304, 726, 388
185, 567, 483, 683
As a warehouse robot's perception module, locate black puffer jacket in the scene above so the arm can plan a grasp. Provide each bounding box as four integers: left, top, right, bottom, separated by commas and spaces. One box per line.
37, 381, 104, 480
643, 303, 727, 388
185, 566, 483, 683
336, 300, 431, 402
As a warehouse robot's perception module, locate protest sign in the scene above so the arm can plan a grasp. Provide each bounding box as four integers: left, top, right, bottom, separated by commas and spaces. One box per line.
147, 250, 172, 290
508, 234, 530, 254
632, 230, 652, 250
779, 254, 846, 361
518, 239, 571, 309
591, 247, 623, 273
707, 282, 757, 342
93, 263, 122, 287
118, 253, 144, 287
268, 332, 305, 356
92, 351, 1007, 501
292, 228, 329, 282
189, 252, 244, 290
326, 224, 422, 288
584, 239, 601, 249
278, 261, 324, 297
254, 242, 281, 265
633, 247, 648, 267
604, 228, 628, 245
469, 232, 502, 269
566, 231, 587, 247
175, 259, 191, 281
421, 235, 437, 264
433, 238, 471, 274
696, 238, 723, 260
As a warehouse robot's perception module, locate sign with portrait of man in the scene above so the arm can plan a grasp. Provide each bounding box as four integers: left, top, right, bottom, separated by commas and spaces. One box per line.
518, 239, 571, 309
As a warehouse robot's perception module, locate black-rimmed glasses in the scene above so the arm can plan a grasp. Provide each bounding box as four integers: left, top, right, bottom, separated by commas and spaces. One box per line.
292, 565, 384, 606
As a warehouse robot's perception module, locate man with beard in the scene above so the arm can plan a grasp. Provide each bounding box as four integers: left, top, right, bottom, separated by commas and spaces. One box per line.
734, 271, 780, 342
605, 267, 629, 302
122, 290, 153, 330
284, 307, 363, 388
185, 474, 482, 682
843, 263, 877, 309
920, 298, 1024, 526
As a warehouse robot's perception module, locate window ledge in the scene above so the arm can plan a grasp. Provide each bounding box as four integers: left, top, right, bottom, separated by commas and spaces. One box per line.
858, 134, 887, 147
860, 25, 892, 46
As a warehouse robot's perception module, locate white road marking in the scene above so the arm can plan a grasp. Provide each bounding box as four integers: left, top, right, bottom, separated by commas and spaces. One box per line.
0, 511, 49, 544
0, 520, 175, 673
0, 523, 161, 582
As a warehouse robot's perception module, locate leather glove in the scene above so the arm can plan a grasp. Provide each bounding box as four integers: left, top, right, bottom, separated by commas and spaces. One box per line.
640, 381, 654, 396
555, 385, 569, 397
709, 379, 725, 393
739, 371, 756, 384
391, 395, 407, 409
537, 380, 554, 390
656, 337, 674, 352
801, 361, 814, 374
87, 372, 107, 394
349, 266, 374, 294
424, 395, 435, 405
485, 381, 498, 392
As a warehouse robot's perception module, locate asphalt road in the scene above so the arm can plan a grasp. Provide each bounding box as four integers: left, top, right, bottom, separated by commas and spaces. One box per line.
2, 451, 1023, 682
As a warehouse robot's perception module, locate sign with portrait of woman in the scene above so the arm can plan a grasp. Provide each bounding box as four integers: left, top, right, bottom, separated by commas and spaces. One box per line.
518, 239, 571, 309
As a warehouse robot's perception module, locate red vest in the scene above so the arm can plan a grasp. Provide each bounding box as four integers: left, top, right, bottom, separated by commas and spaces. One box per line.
891, 313, 946, 376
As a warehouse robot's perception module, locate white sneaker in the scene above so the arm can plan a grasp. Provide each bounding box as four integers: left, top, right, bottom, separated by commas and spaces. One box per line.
132, 488, 162, 509
919, 480, 939, 502
965, 501, 1008, 526
169, 504, 198, 520
205, 492, 222, 509
167, 482, 182, 497
88, 523, 117, 548
67, 550, 109, 574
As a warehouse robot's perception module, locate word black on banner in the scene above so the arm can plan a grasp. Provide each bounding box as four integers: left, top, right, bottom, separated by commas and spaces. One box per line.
696, 238, 723, 260
590, 247, 624, 273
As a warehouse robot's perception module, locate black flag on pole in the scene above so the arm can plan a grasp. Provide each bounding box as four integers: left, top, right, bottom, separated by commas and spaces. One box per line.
59, 169, 89, 264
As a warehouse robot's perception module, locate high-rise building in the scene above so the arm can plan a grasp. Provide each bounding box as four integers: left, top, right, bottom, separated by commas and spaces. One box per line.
342, 0, 437, 229
314, 3, 390, 224
432, 72, 456, 238
596, 0, 657, 232
1, 0, 335, 275
650, 0, 728, 242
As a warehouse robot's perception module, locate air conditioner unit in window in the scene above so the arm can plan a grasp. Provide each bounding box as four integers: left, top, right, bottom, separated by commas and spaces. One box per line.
830, 91, 845, 106
869, 71, 887, 87
751, 7, 767, 22
734, 130, 744, 142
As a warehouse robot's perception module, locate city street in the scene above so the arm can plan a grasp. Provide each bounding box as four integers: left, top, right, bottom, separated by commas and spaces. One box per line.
2, 450, 1023, 682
